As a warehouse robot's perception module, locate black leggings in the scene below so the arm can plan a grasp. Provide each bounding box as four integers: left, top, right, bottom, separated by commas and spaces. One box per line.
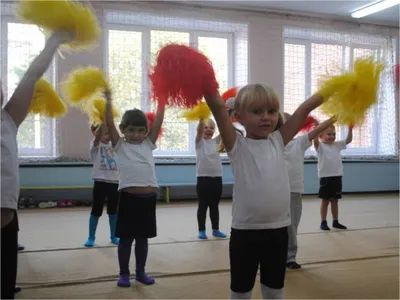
91, 181, 119, 217
1, 211, 18, 300
230, 227, 288, 293
196, 176, 223, 231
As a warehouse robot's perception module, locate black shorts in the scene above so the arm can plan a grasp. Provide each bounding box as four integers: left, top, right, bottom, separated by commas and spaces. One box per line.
116, 191, 157, 239
319, 176, 342, 200
230, 227, 288, 293
1, 210, 19, 299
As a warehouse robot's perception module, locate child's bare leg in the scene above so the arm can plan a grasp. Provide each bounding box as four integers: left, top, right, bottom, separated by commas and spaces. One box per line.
320, 199, 330, 230
330, 199, 338, 220
331, 199, 347, 229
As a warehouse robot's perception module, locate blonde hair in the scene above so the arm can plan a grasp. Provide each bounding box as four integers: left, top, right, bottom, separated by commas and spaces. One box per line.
217, 84, 285, 152
234, 83, 280, 115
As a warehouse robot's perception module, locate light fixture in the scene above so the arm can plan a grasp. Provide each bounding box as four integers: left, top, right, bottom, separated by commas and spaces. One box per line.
351, 0, 400, 18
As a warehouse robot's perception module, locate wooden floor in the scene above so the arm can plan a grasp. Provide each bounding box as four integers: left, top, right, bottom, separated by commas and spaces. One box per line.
15, 193, 399, 299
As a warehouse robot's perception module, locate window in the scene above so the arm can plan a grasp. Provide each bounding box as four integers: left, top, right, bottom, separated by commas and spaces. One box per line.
105, 11, 247, 156
1, 20, 57, 157
284, 27, 397, 157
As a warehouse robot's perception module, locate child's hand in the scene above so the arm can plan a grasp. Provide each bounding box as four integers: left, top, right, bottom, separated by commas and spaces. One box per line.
349, 123, 355, 130
51, 30, 74, 44
104, 89, 112, 102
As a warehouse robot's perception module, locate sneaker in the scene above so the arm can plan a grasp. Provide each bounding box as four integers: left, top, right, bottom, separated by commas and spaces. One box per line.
198, 231, 208, 239
212, 230, 227, 238
286, 261, 301, 269
320, 221, 330, 231
135, 272, 155, 285
332, 220, 347, 229
84, 238, 95, 247
39, 201, 57, 208
117, 274, 131, 287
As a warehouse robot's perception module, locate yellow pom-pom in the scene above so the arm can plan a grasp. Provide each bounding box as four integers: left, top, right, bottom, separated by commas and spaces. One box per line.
62, 67, 109, 105
86, 97, 120, 125
319, 57, 385, 125
17, 0, 100, 50
183, 101, 211, 121
29, 78, 67, 118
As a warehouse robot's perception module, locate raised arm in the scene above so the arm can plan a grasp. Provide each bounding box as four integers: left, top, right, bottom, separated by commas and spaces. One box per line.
279, 93, 324, 145
148, 102, 165, 144
204, 93, 236, 152
92, 124, 104, 147
104, 90, 120, 147
345, 125, 353, 144
4, 31, 72, 128
308, 117, 336, 141
195, 119, 205, 145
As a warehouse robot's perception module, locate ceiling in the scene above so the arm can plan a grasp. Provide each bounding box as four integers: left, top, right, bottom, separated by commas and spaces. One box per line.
180, 1, 399, 26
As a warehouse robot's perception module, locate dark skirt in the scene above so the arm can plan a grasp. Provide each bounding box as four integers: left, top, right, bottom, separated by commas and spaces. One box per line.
115, 191, 157, 239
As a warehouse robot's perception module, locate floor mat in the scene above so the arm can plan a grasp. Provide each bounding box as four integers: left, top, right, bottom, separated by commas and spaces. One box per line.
17, 227, 399, 286
17, 256, 399, 299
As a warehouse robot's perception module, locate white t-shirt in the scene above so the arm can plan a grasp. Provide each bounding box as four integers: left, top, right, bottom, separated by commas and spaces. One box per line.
195, 138, 222, 177
228, 131, 291, 230
114, 137, 158, 191
317, 140, 347, 178
284, 134, 312, 193
90, 141, 119, 183
1, 109, 19, 210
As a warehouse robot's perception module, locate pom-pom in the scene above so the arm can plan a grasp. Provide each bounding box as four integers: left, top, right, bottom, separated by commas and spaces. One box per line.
17, 0, 100, 51
145, 112, 164, 139
86, 97, 119, 125
182, 101, 211, 121
300, 115, 318, 133
62, 67, 109, 105
149, 44, 219, 108
29, 78, 67, 118
221, 87, 239, 102
319, 57, 384, 125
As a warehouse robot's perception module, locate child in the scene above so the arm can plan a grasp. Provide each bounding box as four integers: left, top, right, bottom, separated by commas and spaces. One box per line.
1, 30, 72, 299
84, 124, 119, 247
314, 124, 353, 231
283, 114, 335, 269
104, 90, 164, 288
204, 83, 329, 300
195, 119, 227, 239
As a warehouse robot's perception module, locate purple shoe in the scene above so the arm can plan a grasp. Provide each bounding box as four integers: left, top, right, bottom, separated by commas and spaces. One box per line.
117, 274, 131, 287
135, 272, 155, 285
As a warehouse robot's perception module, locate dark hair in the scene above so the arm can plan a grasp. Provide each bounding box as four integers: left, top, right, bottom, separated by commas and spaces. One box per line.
90, 123, 100, 132
119, 109, 148, 131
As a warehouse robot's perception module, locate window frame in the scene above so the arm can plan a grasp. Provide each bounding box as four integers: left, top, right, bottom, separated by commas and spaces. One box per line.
104, 22, 234, 157
284, 37, 383, 156
1, 16, 58, 158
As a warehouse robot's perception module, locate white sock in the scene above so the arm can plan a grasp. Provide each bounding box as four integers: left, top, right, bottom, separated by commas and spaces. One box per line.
260, 284, 284, 299
229, 290, 252, 299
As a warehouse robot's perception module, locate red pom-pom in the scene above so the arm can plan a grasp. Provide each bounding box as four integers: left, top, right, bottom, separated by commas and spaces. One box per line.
222, 87, 239, 102
149, 44, 219, 109
146, 112, 164, 139
300, 115, 318, 133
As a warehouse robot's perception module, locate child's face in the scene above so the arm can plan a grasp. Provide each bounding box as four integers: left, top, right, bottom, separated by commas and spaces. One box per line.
320, 127, 336, 144
236, 102, 279, 139
100, 131, 110, 144
203, 120, 216, 140
92, 126, 111, 144
121, 125, 148, 143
